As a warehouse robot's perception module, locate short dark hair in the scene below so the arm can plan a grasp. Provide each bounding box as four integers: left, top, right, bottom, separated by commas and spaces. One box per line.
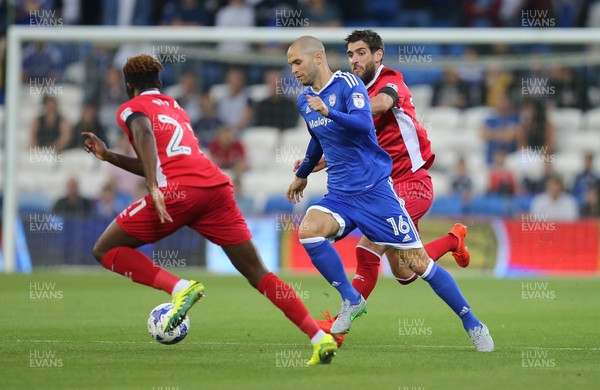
123, 54, 163, 90
344, 30, 384, 55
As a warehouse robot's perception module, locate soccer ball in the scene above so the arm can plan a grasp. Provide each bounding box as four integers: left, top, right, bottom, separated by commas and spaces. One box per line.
147, 303, 190, 345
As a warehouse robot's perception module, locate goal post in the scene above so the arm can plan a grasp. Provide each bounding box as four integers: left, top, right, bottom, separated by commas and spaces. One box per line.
3, 25, 600, 273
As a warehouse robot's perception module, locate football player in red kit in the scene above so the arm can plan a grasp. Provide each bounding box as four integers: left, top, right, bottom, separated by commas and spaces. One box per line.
306, 30, 479, 348
83, 54, 337, 364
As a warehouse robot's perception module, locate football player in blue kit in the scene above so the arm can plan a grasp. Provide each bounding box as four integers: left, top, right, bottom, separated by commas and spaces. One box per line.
286, 36, 493, 352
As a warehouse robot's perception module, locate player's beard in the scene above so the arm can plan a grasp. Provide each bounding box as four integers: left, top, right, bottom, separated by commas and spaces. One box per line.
357, 60, 377, 85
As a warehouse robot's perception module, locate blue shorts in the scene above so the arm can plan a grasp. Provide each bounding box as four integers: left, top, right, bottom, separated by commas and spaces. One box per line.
307, 178, 422, 249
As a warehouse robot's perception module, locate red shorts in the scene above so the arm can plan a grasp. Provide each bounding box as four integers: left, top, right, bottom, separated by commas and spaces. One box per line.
116, 183, 252, 246
393, 169, 434, 231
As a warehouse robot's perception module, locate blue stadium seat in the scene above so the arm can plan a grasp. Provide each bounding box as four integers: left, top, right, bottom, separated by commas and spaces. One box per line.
368, 0, 399, 20
18, 193, 53, 215
510, 194, 534, 215
428, 195, 464, 217
264, 195, 294, 214
466, 195, 511, 217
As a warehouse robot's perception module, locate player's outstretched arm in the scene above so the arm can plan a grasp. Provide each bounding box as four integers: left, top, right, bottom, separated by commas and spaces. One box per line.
130, 116, 173, 223
82, 131, 144, 176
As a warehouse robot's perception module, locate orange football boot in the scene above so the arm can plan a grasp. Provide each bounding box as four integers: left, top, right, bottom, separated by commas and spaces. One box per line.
316, 311, 346, 348
449, 223, 470, 268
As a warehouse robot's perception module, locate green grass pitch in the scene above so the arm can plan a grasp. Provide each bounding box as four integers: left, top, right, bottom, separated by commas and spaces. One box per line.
1, 269, 598, 390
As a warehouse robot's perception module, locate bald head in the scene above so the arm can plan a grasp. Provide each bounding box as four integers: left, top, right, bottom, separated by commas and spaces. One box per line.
287, 36, 332, 88
288, 35, 325, 57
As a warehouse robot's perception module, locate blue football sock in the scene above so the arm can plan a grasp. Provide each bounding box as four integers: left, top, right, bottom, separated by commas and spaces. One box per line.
421, 261, 481, 331
301, 238, 361, 304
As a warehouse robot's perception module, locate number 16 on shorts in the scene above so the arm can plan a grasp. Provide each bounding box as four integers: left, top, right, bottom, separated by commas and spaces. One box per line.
385, 214, 420, 246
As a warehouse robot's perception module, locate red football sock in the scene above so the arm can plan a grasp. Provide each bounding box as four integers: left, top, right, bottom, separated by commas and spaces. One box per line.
101, 247, 180, 294
424, 234, 459, 261
257, 272, 321, 340
352, 245, 381, 299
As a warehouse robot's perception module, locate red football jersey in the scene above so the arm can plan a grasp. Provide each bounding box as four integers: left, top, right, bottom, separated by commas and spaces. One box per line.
365, 65, 435, 182
116, 90, 230, 189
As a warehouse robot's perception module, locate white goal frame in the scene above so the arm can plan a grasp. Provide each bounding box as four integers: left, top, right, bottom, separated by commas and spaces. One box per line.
3, 26, 599, 272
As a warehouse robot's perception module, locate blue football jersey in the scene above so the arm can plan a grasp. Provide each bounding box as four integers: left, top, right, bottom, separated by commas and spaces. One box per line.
297, 71, 392, 194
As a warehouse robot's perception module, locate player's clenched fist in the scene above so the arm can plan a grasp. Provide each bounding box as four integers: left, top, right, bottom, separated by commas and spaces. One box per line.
307, 95, 329, 116
286, 177, 308, 204
82, 132, 108, 161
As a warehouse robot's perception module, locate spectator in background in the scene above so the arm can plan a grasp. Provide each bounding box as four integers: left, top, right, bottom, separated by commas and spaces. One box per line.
172, 73, 202, 124
83, 44, 114, 103
517, 100, 555, 157
431, 68, 473, 109
254, 0, 299, 26
399, 0, 433, 27
461, 0, 502, 27
487, 150, 519, 196
30, 95, 72, 153
580, 186, 600, 217
303, 0, 342, 27
216, 68, 253, 131
14, 0, 61, 25
549, 66, 590, 110
69, 103, 108, 150
95, 181, 128, 218
450, 156, 474, 201
208, 126, 247, 185
481, 95, 519, 165
572, 153, 600, 203
161, 0, 213, 26
215, 0, 255, 54
552, 0, 590, 28
457, 46, 486, 106
482, 64, 517, 107
102, 0, 151, 25
79, 0, 103, 25
523, 159, 556, 195
193, 93, 223, 147
22, 42, 63, 83
253, 69, 299, 131
52, 177, 93, 217
530, 174, 579, 221
98, 67, 129, 146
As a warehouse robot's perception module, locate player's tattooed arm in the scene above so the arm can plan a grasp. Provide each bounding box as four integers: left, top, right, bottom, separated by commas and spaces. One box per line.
82, 131, 144, 176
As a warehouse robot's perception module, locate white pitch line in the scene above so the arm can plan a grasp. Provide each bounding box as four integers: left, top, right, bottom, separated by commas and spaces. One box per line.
9, 340, 600, 351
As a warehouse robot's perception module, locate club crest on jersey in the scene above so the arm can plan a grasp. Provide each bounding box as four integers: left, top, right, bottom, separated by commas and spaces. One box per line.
328, 94, 336, 107
352, 93, 365, 108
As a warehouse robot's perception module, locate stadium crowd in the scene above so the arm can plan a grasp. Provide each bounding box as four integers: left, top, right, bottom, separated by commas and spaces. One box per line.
0, 1, 600, 221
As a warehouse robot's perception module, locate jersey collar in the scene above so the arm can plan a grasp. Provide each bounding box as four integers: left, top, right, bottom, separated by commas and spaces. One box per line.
365, 65, 385, 89
310, 70, 340, 95
140, 89, 161, 96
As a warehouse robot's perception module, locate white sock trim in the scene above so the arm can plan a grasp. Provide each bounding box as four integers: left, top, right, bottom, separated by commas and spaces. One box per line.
299, 236, 326, 245
171, 279, 191, 295
356, 244, 383, 259
420, 259, 435, 279
311, 329, 327, 345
